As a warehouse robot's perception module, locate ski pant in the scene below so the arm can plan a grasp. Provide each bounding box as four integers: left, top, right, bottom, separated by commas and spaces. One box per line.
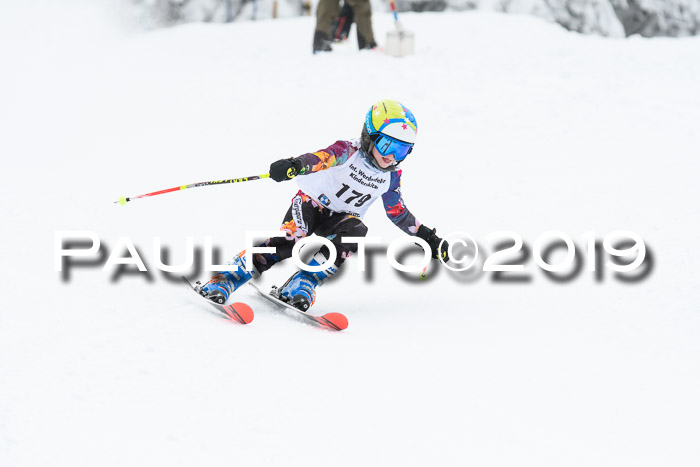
316, 0, 375, 49
252, 190, 369, 274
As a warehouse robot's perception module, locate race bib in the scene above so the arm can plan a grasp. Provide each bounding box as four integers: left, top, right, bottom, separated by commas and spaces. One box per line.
296, 151, 391, 218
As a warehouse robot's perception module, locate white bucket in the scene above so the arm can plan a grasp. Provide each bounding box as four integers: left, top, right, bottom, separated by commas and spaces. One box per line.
385, 29, 415, 57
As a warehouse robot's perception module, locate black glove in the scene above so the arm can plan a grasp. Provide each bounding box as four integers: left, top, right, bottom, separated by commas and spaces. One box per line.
416, 224, 449, 262
269, 158, 302, 182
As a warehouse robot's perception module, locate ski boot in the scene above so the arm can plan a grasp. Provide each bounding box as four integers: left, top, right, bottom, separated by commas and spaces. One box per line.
196, 252, 258, 305
276, 253, 337, 312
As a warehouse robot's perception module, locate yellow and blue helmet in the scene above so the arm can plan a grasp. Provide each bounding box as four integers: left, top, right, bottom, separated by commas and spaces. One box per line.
363, 99, 417, 163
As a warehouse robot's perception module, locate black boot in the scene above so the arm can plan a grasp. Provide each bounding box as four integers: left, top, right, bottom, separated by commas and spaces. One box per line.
313, 30, 333, 54
357, 32, 377, 51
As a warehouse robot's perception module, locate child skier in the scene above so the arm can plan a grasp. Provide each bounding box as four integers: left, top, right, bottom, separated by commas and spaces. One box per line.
196, 99, 449, 311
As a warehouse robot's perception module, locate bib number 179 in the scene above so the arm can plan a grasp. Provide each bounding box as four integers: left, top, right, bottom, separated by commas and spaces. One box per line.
336, 184, 372, 207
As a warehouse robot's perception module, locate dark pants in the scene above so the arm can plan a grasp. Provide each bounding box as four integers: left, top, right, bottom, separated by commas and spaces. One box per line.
315, 0, 376, 49
252, 191, 369, 274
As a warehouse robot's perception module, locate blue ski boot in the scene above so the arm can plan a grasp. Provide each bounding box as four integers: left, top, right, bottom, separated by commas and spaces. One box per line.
197, 251, 258, 305
278, 252, 338, 311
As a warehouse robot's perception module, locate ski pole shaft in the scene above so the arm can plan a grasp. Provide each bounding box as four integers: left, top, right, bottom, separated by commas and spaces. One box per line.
115, 173, 270, 206
388, 0, 399, 23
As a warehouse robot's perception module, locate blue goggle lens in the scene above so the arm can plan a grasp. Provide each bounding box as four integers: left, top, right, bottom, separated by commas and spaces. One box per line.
372, 134, 413, 162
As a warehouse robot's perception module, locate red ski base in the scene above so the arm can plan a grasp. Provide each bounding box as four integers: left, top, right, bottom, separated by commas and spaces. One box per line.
222, 303, 254, 325
248, 282, 348, 332
313, 312, 349, 331
182, 277, 254, 325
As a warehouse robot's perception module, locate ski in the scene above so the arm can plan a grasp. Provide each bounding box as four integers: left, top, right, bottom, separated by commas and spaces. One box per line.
248, 282, 348, 331
182, 277, 254, 325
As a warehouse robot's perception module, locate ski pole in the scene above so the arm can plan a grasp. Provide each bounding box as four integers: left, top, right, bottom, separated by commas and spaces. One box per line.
419, 264, 428, 280
115, 173, 270, 206
388, 0, 402, 30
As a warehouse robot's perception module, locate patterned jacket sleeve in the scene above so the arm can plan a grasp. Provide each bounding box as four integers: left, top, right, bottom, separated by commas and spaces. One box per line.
382, 170, 421, 235
294, 140, 357, 175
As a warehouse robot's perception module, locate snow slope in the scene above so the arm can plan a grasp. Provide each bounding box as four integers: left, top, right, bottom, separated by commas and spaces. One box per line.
1, 2, 700, 466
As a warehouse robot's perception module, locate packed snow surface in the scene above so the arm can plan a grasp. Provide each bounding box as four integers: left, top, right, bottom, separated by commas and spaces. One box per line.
1, 1, 699, 466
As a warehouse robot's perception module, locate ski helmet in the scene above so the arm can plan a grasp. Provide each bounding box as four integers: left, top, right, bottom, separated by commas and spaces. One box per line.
361, 99, 418, 164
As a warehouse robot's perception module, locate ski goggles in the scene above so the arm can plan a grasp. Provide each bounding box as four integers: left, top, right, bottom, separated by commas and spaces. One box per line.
372, 134, 413, 162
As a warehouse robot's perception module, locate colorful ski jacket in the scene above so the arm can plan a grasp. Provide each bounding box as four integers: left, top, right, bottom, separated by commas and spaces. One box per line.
293, 139, 420, 235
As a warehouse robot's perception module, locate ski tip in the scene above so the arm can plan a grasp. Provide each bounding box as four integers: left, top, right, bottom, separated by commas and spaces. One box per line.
319, 312, 349, 331
224, 302, 254, 324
